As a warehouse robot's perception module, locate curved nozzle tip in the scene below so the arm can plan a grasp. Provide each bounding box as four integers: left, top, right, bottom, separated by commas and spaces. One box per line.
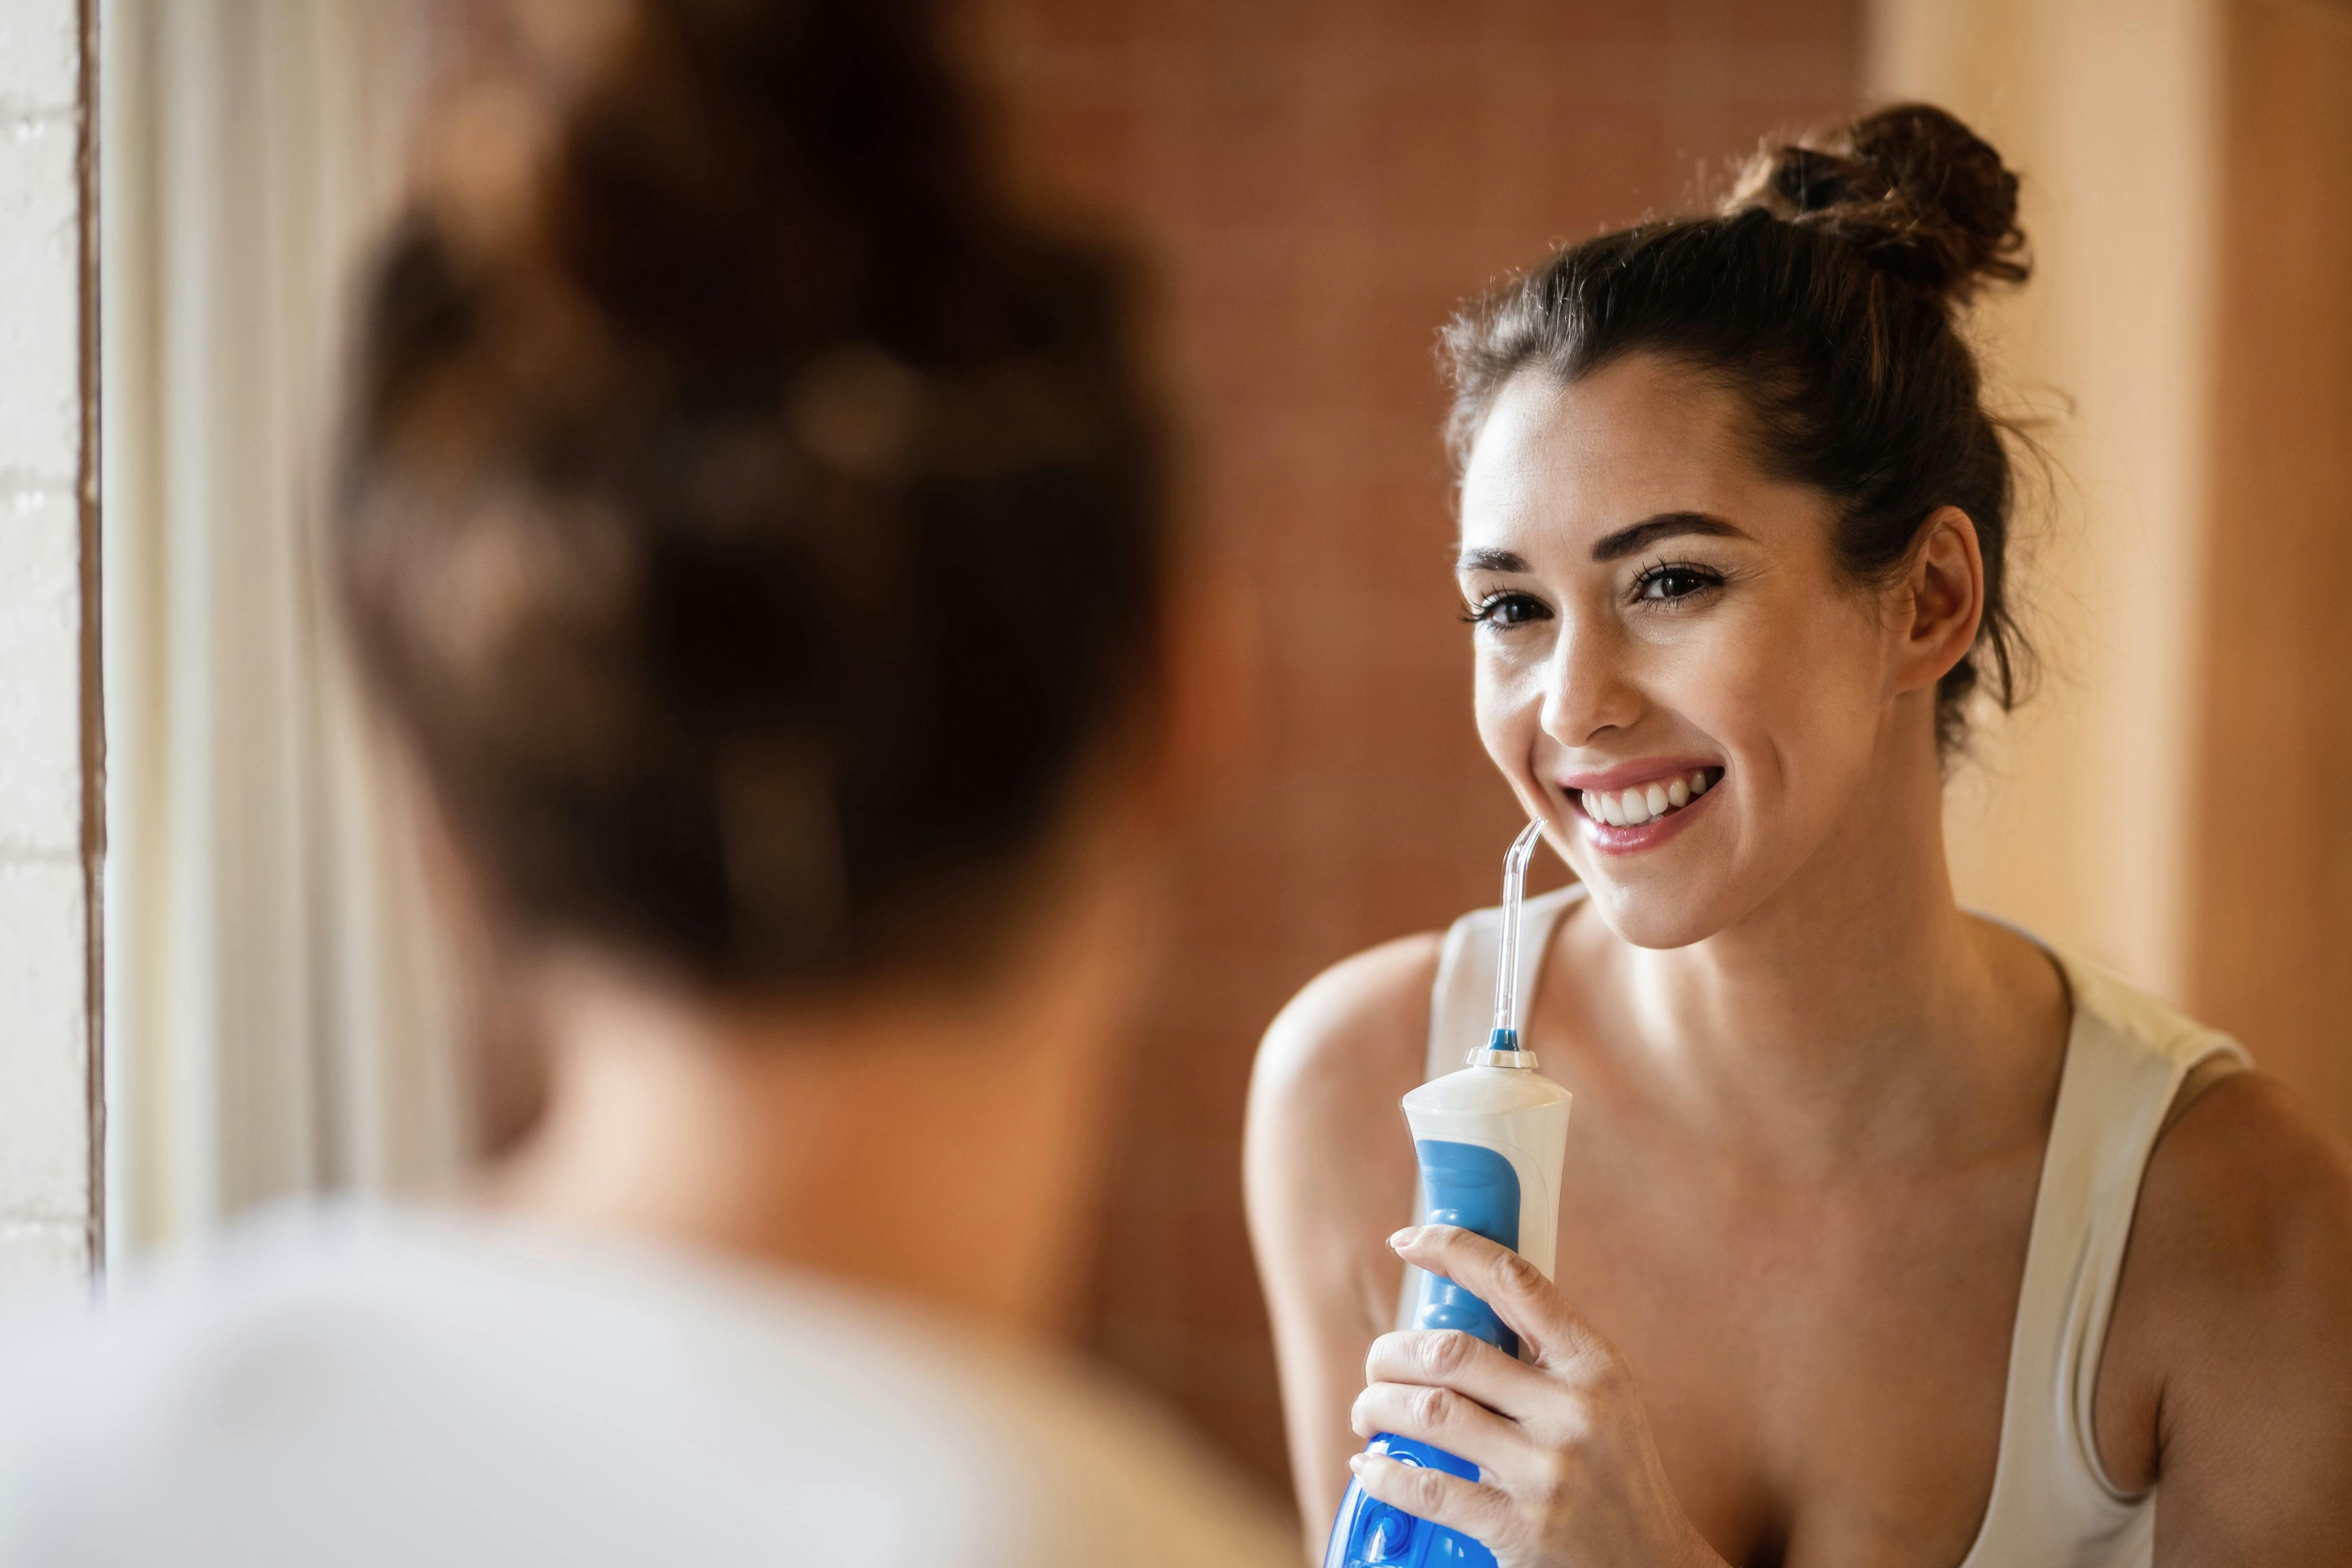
1491, 820, 1547, 1038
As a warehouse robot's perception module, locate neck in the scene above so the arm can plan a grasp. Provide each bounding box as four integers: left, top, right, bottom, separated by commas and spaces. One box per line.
1611, 726, 2065, 1170
484, 870, 1150, 1340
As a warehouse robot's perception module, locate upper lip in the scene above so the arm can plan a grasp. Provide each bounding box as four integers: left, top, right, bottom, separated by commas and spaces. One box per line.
1555, 758, 1721, 793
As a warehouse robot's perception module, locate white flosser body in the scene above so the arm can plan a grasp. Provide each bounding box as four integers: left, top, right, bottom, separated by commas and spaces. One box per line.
1411, 814, 1574, 1294
1324, 821, 1576, 1568
1403, 1060, 1573, 1290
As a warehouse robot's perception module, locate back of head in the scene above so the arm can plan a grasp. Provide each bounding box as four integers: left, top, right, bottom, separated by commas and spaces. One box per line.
1445, 103, 2032, 752
337, 0, 1163, 993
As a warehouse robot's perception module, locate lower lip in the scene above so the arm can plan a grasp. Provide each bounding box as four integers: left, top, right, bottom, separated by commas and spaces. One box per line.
1571, 778, 1721, 855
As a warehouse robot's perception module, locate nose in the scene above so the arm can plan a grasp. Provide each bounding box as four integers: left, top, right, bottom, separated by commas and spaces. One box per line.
1540, 612, 1642, 748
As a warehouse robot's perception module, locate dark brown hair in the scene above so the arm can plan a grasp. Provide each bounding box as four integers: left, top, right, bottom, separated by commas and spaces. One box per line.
1444, 104, 2033, 750
334, 0, 1163, 992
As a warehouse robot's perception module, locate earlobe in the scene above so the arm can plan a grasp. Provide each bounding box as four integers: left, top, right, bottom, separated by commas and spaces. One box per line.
1897, 505, 1986, 692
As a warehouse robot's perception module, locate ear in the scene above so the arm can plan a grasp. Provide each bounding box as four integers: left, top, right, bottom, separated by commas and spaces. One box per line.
1892, 505, 1985, 696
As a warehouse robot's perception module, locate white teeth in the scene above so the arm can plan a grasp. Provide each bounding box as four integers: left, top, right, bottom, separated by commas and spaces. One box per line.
1581, 769, 1719, 827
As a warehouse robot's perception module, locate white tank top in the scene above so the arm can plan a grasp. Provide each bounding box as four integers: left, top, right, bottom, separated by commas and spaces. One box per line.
1413, 884, 2251, 1568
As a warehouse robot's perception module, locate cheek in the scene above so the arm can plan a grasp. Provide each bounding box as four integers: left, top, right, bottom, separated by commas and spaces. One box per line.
1471, 653, 1545, 774
1692, 592, 1890, 782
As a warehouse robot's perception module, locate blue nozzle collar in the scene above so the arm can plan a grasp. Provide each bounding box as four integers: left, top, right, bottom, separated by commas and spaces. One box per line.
1467, 1026, 1538, 1070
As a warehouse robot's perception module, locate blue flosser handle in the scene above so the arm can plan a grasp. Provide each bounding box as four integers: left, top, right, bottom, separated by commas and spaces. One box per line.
1322, 1140, 1522, 1568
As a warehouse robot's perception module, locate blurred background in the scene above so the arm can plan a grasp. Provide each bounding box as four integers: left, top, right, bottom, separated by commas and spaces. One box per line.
0, 0, 2343, 1526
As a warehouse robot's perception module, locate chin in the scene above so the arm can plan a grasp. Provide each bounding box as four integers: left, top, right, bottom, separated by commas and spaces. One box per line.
1579, 867, 1741, 950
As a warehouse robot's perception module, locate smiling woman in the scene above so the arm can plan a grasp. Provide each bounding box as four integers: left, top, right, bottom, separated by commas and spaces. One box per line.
1448, 101, 2030, 762
1247, 104, 2352, 1568
1448, 352, 1999, 949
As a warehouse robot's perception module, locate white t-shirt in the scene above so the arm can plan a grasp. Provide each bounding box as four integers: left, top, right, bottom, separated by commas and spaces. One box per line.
0, 1204, 1294, 1567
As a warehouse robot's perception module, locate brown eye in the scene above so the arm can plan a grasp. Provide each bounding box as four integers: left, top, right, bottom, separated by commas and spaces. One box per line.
1464, 591, 1550, 628
1634, 564, 1722, 603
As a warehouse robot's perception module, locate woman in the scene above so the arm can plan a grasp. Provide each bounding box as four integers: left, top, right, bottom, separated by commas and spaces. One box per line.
1248, 106, 2352, 1567
0, 3, 1286, 1565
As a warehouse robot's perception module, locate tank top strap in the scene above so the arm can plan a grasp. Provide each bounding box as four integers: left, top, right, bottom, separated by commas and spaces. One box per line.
1958, 947, 2252, 1568
1422, 885, 1586, 1082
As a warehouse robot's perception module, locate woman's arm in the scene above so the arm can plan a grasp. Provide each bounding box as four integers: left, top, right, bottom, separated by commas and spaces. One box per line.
1244, 935, 1442, 1557
2095, 1072, 2352, 1565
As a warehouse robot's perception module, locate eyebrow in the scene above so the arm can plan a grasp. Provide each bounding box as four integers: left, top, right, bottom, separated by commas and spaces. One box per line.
1456, 511, 1748, 574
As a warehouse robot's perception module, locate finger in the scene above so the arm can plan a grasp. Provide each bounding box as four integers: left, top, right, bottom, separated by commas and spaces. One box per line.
1390, 1225, 1614, 1371
1366, 1329, 1555, 1422
1352, 1379, 1529, 1476
1348, 1451, 1519, 1555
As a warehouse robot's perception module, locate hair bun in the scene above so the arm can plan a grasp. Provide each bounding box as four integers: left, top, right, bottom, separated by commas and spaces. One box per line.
1728, 103, 2029, 301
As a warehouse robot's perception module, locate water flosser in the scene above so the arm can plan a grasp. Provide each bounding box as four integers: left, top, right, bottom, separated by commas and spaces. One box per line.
1323, 821, 1574, 1568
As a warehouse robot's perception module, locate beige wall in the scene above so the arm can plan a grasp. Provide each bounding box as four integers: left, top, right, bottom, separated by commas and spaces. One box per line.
2191, 0, 2352, 1135
1878, 0, 2352, 1145
1873, 0, 2220, 996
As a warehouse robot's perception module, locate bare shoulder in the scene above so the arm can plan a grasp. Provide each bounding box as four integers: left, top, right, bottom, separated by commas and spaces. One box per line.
2128, 1069, 2352, 1318
2099, 1068, 2352, 1534
1244, 931, 1444, 1298
1252, 931, 1445, 1106
1245, 932, 1452, 1527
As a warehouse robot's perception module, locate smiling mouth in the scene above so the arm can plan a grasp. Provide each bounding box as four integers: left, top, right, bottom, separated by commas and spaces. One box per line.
1574, 768, 1722, 828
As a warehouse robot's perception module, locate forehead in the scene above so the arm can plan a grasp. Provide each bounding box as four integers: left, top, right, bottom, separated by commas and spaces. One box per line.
1457, 355, 1772, 554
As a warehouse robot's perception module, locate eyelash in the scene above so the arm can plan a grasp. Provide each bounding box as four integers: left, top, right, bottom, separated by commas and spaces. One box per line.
1631, 559, 1725, 606
1460, 560, 1727, 629
1460, 591, 1548, 628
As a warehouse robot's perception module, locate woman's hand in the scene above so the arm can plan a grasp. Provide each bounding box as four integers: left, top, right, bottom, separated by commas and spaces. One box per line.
1348, 1225, 1725, 1568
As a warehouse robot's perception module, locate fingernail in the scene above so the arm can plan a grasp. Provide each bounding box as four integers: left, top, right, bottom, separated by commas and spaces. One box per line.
1348, 1454, 1366, 1473
1388, 1227, 1419, 1249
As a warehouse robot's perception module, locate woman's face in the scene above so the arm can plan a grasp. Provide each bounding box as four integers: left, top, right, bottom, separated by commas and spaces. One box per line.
1458, 355, 1912, 947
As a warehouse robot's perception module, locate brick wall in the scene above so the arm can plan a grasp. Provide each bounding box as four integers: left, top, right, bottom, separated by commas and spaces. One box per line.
0, 0, 96, 1299
954, 0, 1862, 1499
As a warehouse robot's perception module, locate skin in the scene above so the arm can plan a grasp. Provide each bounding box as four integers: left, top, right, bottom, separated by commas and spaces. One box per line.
413, 562, 1262, 1342
1246, 355, 2352, 1566
480, 848, 1150, 1339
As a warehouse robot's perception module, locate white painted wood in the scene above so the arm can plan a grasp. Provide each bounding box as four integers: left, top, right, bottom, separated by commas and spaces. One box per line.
0, 0, 76, 109
0, 1217, 89, 1300
0, 861, 89, 1223
0, 489, 83, 858
0, 74, 79, 484
0, 0, 93, 1304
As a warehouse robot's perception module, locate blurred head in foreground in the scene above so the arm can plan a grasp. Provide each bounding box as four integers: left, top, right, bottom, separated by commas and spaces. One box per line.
0, 5, 1286, 1565
337, 0, 1227, 1329
346, 0, 1163, 1000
